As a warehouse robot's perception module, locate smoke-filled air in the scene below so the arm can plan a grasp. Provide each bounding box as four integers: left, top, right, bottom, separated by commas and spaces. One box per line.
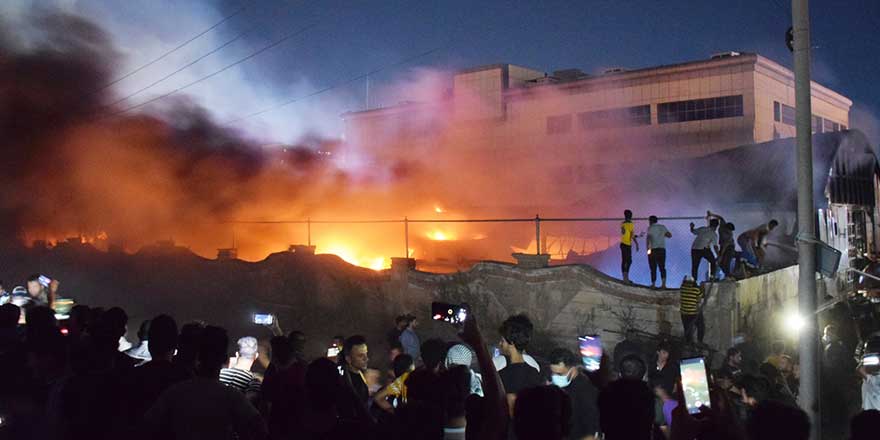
0, 12, 749, 275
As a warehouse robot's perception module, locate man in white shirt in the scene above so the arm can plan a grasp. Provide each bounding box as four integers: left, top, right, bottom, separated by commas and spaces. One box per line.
646, 216, 672, 289
690, 218, 719, 282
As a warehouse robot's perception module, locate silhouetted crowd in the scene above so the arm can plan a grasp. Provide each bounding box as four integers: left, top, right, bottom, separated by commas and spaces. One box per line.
2, 297, 880, 440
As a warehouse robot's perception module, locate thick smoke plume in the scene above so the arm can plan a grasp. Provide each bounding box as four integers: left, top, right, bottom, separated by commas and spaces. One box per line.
0, 11, 775, 275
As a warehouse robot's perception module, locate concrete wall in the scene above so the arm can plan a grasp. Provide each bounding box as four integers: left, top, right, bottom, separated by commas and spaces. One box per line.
390, 260, 736, 361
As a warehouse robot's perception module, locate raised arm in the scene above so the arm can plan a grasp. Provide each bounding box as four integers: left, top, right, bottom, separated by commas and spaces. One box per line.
460, 314, 508, 440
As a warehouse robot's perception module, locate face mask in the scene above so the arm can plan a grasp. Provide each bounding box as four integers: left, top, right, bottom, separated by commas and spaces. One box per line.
551, 369, 573, 388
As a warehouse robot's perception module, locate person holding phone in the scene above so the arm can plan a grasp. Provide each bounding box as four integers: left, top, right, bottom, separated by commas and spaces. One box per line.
25, 274, 56, 309
548, 348, 599, 440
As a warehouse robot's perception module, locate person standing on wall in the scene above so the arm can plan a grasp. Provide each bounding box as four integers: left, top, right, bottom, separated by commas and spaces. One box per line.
689, 218, 719, 282
707, 211, 736, 279
646, 215, 672, 289
620, 210, 639, 284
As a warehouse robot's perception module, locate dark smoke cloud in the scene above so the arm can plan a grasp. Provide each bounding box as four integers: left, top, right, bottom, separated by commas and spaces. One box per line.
0, 12, 338, 251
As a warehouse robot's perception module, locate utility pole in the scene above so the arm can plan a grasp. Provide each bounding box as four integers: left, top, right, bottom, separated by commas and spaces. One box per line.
792, 0, 819, 437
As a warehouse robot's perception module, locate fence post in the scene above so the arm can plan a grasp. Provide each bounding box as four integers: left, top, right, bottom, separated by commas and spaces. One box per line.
404, 217, 409, 258
535, 214, 541, 256
307, 218, 311, 247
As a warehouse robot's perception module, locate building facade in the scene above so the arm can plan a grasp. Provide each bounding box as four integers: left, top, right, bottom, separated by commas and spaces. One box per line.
344, 52, 850, 162
341, 53, 853, 210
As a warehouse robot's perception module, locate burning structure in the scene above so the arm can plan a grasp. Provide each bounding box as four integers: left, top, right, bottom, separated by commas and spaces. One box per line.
1, 12, 874, 281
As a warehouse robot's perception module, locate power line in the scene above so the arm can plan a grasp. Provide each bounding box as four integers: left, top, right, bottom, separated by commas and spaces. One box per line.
107, 1, 309, 110
228, 46, 445, 123
109, 22, 319, 117
107, 27, 252, 108
92, 5, 246, 95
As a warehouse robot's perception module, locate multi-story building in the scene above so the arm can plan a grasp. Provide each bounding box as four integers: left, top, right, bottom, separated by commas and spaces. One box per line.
342, 52, 852, 207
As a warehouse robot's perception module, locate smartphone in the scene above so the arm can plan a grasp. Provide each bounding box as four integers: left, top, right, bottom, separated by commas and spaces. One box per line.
253, 313, 274, 325
492, 346, 501, 358
38, 275, 51, 287
327, 346, 341, 357
432, 302, 467, 324
680, 357, 711, 414
579, 335, 602, 372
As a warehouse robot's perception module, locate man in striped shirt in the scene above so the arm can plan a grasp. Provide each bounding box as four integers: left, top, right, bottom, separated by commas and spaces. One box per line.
679, 276, 705, 344
220, 336, 262, 403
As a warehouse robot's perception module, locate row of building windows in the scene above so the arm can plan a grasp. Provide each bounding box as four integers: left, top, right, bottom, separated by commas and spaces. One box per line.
547, 95, 744, 134
657, 95, 744, 124
774, 101, 846, 133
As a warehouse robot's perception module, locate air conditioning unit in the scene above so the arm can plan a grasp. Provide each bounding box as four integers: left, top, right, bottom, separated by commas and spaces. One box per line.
711, 51, 742, 60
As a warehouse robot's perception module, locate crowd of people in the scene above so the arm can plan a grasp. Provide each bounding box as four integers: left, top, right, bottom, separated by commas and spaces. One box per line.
620, 210, 779, 286
2, 282, 880, 440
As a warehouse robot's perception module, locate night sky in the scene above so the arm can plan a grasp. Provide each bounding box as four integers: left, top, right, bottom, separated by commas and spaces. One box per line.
6, 0, 880, 144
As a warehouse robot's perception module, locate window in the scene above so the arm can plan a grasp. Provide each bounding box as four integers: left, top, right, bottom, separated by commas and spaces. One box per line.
841, 124, 847, 130
658, 95, 743, 124
547, 115, 572, 134
579, 105, 651, 130
812, 115, 823, 134
781, 103, 796, 126
774, 102, 781, 122
823, 118, 835, 133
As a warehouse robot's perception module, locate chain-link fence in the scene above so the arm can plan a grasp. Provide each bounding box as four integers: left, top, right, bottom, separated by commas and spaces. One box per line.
223, 214, 719, 286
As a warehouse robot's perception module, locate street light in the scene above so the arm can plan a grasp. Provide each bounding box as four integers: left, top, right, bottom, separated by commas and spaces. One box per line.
783, 311, 806, 335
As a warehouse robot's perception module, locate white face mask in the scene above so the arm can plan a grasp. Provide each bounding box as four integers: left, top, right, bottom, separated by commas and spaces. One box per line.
551, 369, 574, 388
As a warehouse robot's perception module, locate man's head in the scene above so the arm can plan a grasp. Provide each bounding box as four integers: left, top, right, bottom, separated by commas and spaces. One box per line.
288, 330, 306, 357
649, 215, 658, 225
344, 334, 369, 372
445, 343, 474, 369
176, 321, 206, 364
768, 219, 779, 230
656, 340, 671, 363
726, 222, 736, 231
389, 340, 404, 361
619, 354, 647, 380
727, 347, 743, 367
514, 385, 572, 440
26, 274, 44, 298
709, 218, 719, 229
392, 353, 415, 377
747, 399, 810, 440
147, 314, 178, 359
270, 335, 294, 367
0, 303, 21, 329
624, 210, 633, 220
421, 338, 448, 371
236, 336, 259, 360
598, 379, 655, 440
408, 316, 418, 329
548, 348, 579, 387
499, 314, 533, 356
395, 315, 408, 329
682, 275, 695, 287
196, 325, 229, 377
823, 324, 838, 343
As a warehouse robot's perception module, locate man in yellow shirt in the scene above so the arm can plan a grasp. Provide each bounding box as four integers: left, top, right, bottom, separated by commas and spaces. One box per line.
620, 210, 640, 283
